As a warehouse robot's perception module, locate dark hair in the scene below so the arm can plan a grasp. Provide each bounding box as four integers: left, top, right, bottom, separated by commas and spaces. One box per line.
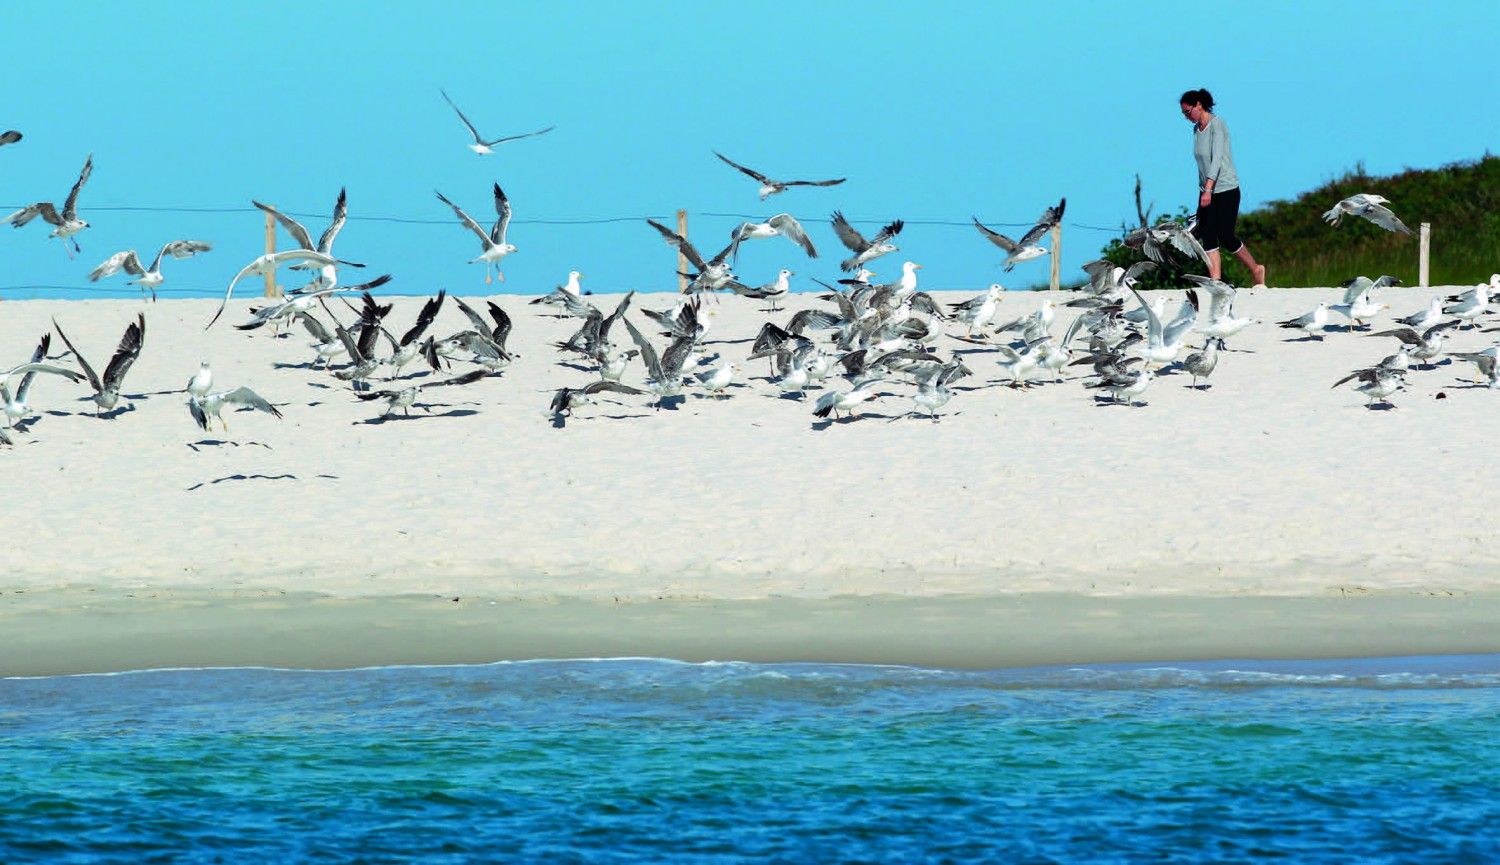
1179, 88, 1215, 111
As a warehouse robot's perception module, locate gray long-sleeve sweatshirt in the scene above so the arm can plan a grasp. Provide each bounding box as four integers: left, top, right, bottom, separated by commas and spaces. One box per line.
1193, 115, 1239, 193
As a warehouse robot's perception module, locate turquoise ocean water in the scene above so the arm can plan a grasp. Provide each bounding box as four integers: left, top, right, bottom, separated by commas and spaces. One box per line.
3, 656, 1498, 862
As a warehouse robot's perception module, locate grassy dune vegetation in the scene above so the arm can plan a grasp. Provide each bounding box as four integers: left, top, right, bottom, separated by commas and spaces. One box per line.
1096, 156, 1500, 289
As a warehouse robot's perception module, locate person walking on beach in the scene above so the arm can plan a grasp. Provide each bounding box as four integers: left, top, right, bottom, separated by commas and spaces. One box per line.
1181, 88, 1267, 287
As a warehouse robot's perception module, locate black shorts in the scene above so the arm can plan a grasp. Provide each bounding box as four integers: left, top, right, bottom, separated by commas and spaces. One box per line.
1193, 187, 1242, 254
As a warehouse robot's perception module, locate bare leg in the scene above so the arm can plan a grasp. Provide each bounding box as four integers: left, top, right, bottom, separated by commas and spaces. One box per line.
1233, 244, 1267, 286
1205, 249, 1221, 281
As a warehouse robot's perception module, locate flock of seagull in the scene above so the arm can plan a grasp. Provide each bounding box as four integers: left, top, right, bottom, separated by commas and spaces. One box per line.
0, 109, 1494, 447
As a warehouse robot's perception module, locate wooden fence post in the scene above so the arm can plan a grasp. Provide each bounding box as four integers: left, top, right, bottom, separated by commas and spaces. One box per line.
1049, 224, 1062, 292
263, 208, 282, 298
676, 209, 689, 293
1418, 223, 1430, 288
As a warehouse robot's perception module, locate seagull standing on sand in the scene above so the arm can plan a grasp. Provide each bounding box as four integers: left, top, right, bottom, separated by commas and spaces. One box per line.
530, 271, 585, 312
357, 369, 488, 418
972, 198, 1066, 271
713, 151, 845, 200
729, 269, 794, 311
831, 212, 903, 273
1184, 275, 1256, 342
950, 284, 1005, 336
1330, 276, 1396, 330
1443, 283, 1489, 329
1182, 338, 1223, 389
435, 183, 516, 284
89, 241, 212, 301
813, 382, 883, 420
1332, 367, 1407, 407
1278, 302, 1330, 340
1370, 320, 1458, 368
1322, 194, 1413, 234
4, 153, 92, 256
1, 335, 86, 429
441, 89, 555, 155
52, 314, 145, 417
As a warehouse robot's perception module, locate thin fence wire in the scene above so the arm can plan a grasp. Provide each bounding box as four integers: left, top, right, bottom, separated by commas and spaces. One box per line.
0, 203, 1127, 233
0, 202, 1129, 297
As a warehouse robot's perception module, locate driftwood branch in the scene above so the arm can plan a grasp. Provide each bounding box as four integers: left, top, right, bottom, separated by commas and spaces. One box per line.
1134, 173, 1153, 228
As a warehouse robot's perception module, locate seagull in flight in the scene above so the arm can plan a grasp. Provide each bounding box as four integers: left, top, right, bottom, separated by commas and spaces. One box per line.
831, 212, 902, 273
973, 197, 1066, 271
1, 334, 85, 430
1322, 194, 1413, 234
188, 386, 282, 433
441, 89, 554, 155
549, 380, 646, 419
713, 151, 845, 200
4, 152, 92, 256
254, 189, 349, 290
357, 369, 488, 418
207, 249, 363, 329
89, 240, 212, 300
435, 183, 515, 283
52, 314, 145, 417
728, 213, 818, 260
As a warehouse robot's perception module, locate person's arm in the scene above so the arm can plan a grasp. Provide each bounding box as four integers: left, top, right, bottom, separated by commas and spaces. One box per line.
1200, 119, 1226, 205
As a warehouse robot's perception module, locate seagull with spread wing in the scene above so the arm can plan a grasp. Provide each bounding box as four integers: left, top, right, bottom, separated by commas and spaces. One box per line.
973, 197, 1066, 271
1, 334, 86, 430
441, 89, 554, 155
90, 241, 212, 300
188, 385, 282, 433
207, 249, 364, 329
1322, 194, 1413, 234
357, 369, 489, 418
646, 218, 738, 292
713, 151, 844, 200
4, 152, 92, 256
435, 183, 515, 283
830, 212, 903, 273
728, 213, 818, 260
52, 314, 145, 417
254, 188, 349, 291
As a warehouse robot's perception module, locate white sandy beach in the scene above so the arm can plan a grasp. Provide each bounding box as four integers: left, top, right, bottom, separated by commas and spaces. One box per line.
3, 286, 1498, 673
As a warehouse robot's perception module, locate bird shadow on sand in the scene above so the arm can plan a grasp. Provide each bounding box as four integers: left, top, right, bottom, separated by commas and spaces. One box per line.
355, 408, 480, 426
187, 439, 274, 451
1283, 335, 1328, 343
186, 472, 336, 491
556, 361, 595, 374
1364, 402, 1399, 411
811, 412, 900, 430
1092, 398, 1149, 409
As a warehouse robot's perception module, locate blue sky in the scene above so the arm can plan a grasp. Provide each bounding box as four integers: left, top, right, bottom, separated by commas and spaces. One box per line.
1, 1, 1495, 298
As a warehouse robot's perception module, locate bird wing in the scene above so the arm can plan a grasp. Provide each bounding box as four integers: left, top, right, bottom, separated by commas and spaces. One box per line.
1016, 197, 1066, 249
1370, 327, 1421, 346
830, 211, 869, 252
61, 153, 92, 220
434, 190, 491, 245
582, 380, 645, 396
783, 177, 846, 189
1128, 287, 1164, 346
1359, 202, 1413, 234
1162, 292, 1200, 346
0, 130, 20, 147
487, 301, 513, 348
400, 290, 447, 346
622, 316, 664, 382
646, 218, 706, 271
101, 314, 145, 393
1341, 276, 1373, 306
972, 218, 1019, 253
317, 187, 348, 253
50, 319, 101, 393
660, 336, 694, 378
221, 386, 282, 418
768, 213, 817, 258
153, 240, 212, 272
298, 310, 334, 343
452, 296, 492, 335
431, 369, 489, 389
188, 396, 209, 430
1163, 223, 1210, 264
440, 89, 483, 142
89, 250, 141, 281
600, 291, 635, 344
490, 183, 512, 245
1183, 274, 1236, 320
713, 151, 770, 185
483, 125, 555, 147
252, 200, 315, 250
